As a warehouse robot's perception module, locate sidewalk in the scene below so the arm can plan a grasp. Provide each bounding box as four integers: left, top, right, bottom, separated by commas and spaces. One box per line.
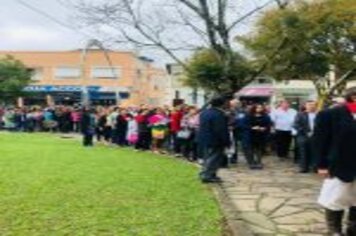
218, 157, 328, 236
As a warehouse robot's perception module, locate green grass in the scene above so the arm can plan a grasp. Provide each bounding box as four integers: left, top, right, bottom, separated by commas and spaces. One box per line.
0, 133, 222, 236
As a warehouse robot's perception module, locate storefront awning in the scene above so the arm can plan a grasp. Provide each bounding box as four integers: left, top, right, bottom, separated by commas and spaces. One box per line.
237, 87, 274, 97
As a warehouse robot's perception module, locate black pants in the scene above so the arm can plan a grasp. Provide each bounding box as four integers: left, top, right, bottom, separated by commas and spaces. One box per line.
275, 130, 292, 158
172, 133, 181, 154
135, 132, 151, 150
249, 142, 266, 166
83, 133, 93, 146
96, 127, 105, 141
104, 127, 112, 141
200, 147, 224, 180
116, 131, 127, 146
296, 136, 313, 171
180, 135, 198, 160
235, 135, 252, 165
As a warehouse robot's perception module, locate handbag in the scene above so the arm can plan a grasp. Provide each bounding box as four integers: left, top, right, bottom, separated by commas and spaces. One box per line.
128, 134, 139, 144
177, 129, 191, 139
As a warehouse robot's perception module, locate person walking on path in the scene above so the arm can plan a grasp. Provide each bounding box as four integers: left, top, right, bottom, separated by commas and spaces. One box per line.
270, 100, 297, 160
198, 96, 230, 183
314, 87, 356, 236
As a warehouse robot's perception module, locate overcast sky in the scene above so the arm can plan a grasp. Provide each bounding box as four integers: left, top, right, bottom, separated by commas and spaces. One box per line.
0, 0, 88, 51
0, 0, 272, 64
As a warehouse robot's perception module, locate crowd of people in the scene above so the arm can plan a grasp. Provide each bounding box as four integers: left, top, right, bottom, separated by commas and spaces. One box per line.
0, 96, 332, 172
1, 86, 356, 236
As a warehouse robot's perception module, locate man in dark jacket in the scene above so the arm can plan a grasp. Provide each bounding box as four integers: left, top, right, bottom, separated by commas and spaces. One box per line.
293, 100, 317, 173
314, 87, 356, 236
198, 96, 231, 183
81, 107, 96, 147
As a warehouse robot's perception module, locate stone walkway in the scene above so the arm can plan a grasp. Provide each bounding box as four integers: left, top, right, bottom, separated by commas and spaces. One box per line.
218, 157, 328, 236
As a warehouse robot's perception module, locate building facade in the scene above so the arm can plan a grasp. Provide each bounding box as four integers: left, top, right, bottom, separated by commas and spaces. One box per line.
165, 63, 206, 107
238, 78, 317, 108
0, 50, 168, 107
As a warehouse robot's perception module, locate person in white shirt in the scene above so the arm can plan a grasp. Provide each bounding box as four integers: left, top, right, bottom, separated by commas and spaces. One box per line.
270, 100, 297, 159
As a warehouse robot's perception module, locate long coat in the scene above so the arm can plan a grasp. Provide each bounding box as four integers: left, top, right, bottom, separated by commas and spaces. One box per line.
313, 106, 356, 182
198, 107, 230, 148
246, 114, 272, 146
81, 112, 95, 134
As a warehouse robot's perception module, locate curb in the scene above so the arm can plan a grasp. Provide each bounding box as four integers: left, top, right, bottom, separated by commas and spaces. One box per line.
211, 183, 255, 236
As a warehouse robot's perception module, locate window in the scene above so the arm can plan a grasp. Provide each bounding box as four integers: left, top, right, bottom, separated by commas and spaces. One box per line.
55, 67, 81, 79
91, 66, 120, 79
119, 92, 130, 99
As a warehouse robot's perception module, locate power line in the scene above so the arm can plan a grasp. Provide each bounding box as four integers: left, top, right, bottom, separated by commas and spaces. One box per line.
15, 0, 95, 40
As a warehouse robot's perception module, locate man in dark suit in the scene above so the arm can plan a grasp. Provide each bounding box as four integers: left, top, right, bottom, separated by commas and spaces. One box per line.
314, 87, 356, 236
293, 100, 317, 173
198, 96, 231, 183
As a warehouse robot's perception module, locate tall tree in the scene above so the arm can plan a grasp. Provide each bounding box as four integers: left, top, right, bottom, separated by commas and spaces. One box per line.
0, 55, 32, 102
183, 48, 254, 93
241, 0, 356, 107
75, 0, 287, 96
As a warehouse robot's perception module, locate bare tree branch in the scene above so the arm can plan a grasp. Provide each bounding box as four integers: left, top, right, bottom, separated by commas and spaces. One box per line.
329, 68, 356, 95
275, 0, 289, 9
227, 0, 274, 31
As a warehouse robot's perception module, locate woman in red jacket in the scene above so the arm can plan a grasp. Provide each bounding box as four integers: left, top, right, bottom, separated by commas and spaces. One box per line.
170, 106, 183, 155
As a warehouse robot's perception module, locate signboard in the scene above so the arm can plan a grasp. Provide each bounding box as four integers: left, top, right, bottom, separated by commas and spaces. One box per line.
24, 85, 101, 92
24, 85, 130, 101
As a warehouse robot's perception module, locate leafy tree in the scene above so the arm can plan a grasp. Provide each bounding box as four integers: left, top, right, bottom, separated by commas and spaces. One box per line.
0, 55, 32, 102
241, 0, 356, 107
183, 48, 254, 93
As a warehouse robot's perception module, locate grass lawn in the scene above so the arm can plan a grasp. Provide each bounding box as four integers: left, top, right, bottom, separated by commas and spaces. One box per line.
0, 133, 222, 236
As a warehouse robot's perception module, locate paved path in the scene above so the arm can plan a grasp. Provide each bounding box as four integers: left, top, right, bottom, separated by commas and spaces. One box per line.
218, 157, 328, 236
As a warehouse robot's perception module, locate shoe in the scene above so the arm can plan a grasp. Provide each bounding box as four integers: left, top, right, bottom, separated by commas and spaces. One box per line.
201, 178, 222, 184
212, 176, 222, 182
254, 164, 264, 170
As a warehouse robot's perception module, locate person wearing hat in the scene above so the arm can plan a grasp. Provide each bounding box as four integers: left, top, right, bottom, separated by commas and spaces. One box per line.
198, 96, 231, 183
314, 87, 356, 235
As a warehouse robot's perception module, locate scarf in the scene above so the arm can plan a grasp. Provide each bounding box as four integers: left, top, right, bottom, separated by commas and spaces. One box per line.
346, 102, 356, 114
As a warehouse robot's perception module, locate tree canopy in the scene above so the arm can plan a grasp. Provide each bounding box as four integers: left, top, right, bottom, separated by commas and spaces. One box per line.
0, 55, 32, 102
241, 0, 356, 104
183, 48, 254, 93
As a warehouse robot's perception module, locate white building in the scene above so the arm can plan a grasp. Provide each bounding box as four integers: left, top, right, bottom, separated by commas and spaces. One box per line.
165, 63, 206, 107
237, 77, 317, 107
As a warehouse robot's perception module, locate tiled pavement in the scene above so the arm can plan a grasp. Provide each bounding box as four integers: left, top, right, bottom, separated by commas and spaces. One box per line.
218, 158, 328, 236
